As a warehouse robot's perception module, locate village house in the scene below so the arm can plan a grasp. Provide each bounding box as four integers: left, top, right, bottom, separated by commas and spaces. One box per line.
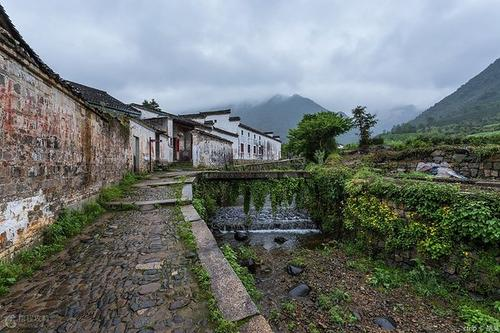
180, 109, 282, 162
67, 81, 174, 171
0, 4, 280, 258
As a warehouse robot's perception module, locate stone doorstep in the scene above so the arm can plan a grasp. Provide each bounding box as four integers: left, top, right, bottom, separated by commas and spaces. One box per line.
106, 198, 192, 207
188, 216, 260, 323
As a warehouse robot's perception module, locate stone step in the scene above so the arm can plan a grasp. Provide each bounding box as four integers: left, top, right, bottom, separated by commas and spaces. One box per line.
106, 198, 191, 207
133, 177, 196, 188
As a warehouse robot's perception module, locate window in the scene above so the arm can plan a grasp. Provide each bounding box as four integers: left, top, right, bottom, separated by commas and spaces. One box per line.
248, 132, 250, 137
240, 143, 244, 153
253, 146, 256, 154
241, 130, 243, 135
247, 144, 250, 153
254, 134, 256, 139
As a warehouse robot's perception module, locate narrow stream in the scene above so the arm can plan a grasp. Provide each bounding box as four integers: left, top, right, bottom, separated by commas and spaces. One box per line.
211, 196, 322, 250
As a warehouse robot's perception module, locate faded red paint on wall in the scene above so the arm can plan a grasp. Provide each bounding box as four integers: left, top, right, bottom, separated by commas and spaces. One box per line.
0, 47, 131, 258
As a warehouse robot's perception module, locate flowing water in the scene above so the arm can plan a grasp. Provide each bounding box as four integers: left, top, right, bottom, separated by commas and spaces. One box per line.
211, 196, 322, 249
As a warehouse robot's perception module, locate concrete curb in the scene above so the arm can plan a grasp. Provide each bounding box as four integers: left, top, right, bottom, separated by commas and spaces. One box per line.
181, 204, 273, 331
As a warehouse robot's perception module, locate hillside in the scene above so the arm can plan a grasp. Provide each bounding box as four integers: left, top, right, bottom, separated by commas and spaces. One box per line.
396, 58, 500, 133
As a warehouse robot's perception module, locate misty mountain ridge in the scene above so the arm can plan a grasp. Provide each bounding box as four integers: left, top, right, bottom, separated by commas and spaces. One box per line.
182, 94, 421, 143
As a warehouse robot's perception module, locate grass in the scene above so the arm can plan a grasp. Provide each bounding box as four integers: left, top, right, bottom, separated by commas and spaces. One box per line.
339, 240, 500, 329
0, 172, 142, 296
192, 265, 237, 333
221, 244, 262, 302
317, 287, 356, 326
173, 199, 238, 333
0, 201, 105, 295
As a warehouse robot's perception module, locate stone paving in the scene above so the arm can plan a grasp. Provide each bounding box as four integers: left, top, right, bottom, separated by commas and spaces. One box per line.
0, 179, 211, 332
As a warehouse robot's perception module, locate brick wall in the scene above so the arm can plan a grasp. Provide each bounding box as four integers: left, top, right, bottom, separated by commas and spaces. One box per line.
0, 46, 131, 258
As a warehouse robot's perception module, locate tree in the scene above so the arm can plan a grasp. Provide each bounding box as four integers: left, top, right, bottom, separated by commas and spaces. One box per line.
352, 106, 377, 147
142, 99, 162, 112
287, 111, 352, 161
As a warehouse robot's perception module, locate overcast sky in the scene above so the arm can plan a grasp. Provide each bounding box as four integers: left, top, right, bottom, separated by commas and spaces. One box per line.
4, 0, 500, 115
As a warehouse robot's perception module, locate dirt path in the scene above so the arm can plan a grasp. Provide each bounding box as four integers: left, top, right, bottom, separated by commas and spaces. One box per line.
0, 175, 210, 332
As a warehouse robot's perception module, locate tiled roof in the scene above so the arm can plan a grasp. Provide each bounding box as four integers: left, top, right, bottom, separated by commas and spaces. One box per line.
66, 81, 140, 117
239, 123, 281, 142
129, 103, 172, 117
179, 109, 231, 118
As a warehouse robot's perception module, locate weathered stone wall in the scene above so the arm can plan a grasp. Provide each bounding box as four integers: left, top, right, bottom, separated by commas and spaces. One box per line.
376, 149, 500, 179
0, 45, 130, 258
192, 130, 233, 168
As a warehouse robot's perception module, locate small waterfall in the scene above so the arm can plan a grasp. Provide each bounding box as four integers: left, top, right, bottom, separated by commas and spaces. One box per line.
210, 197, 319, 233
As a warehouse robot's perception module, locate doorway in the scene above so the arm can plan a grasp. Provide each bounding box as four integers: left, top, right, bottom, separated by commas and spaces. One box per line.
133, 136, 140, 172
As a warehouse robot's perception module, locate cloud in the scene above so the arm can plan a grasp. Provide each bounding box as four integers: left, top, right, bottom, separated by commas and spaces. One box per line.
3, 0, 500, 116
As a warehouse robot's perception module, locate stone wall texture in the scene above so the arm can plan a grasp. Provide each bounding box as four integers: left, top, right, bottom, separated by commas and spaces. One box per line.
377, 149, 500, 180
0, 45, 131, 258
192, 130, 233, 168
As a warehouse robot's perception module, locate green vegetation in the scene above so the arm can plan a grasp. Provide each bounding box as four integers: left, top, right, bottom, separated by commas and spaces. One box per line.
459, 306, 500, 333
352, 105, 378, 147
0, 172, 143, 296
287, 111, 352, 161
192, 265, 237, 333
317, 287, 356, 325
221, 244, 262, 302
98, 172, 145, 204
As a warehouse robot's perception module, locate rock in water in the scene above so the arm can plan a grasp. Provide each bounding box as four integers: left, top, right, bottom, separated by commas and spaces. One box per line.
234, 231, 249, 241
240, 258, 256, 274
286, 265, 303, 276
274, 236, 287, 244
374, 317, 397, 331
288, 283, 311, 297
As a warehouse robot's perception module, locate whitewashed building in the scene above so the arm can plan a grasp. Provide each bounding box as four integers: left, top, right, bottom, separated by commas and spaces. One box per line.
180, 109, 282, 161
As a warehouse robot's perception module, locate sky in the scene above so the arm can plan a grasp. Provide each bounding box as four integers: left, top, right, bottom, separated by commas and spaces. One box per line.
3, 0, 500, 116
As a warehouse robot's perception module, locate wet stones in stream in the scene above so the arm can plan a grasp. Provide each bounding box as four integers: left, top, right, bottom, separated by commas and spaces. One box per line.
374, 316, 397, 331
274, 236, 287, 244
234, 230, 249, 241
286, 264, 303, 276
288, 283, 311, 298
240, 258, 257, 273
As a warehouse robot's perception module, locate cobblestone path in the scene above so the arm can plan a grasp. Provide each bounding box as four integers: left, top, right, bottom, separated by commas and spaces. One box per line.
0, 179, 210, 332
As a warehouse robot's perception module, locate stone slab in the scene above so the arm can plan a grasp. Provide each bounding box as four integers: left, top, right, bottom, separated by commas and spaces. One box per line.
133, 176, 196, 188
182, 184, 193, 201
107, 198, 191, 207
239, 315, 273, 333
181, 205, 202, 222
191, 219, 259, 322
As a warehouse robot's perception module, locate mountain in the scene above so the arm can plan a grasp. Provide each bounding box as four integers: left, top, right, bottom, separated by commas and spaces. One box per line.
232, 94, 338, 142
398, 58, 500, 132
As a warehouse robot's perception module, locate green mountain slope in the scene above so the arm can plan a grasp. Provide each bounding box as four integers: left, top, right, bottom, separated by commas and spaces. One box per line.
397, 58, 500, 133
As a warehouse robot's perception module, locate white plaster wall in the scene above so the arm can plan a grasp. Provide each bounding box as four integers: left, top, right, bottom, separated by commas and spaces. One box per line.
140, 109, 162, 119
192, 131, 233, 167
129, 120, 156, 172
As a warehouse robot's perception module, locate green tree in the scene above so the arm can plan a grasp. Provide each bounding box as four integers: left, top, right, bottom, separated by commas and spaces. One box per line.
352, 106, 377, 147
287, 111, 352, 161
142, 99, 162, 112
